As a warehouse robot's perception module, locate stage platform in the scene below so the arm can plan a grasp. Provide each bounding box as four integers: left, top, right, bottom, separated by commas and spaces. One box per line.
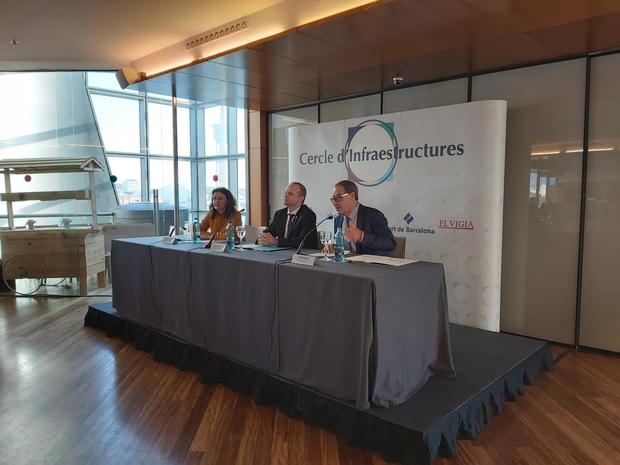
85, 302, 553, 465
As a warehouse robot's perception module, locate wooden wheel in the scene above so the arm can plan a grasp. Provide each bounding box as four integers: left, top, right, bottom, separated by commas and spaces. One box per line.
1, 254, 44, 295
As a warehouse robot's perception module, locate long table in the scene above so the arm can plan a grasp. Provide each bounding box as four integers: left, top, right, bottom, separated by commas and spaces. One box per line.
111, 237, 455, 409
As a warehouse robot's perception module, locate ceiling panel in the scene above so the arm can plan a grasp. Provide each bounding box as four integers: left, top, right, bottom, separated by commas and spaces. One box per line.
470, 31, 550, 72
133, 0, 620, 111
468, 0, 612, 31
526, 13, 620, 58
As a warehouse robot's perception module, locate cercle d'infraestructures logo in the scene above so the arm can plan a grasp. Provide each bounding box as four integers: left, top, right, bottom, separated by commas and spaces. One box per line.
297, 118, 465, 187
344, 119, 398, 187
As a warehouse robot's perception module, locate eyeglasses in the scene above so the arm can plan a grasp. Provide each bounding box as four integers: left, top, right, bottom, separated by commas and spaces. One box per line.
329, 192, 352, 203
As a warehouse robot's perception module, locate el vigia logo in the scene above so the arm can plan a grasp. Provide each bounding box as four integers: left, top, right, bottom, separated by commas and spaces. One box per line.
439, 219, 475, 230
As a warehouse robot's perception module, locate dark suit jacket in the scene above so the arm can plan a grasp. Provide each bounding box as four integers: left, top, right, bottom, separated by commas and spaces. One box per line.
265, 203, 318, 249
334, 204, 395, 256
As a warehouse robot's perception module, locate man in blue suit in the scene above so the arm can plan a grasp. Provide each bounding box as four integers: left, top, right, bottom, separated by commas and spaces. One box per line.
330, 180, 395, 256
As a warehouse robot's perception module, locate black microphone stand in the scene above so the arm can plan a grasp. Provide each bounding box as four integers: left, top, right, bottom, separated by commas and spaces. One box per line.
295, 214, 334, 255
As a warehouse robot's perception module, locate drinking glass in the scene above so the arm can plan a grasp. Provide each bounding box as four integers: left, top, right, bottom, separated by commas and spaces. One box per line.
236, 226, 247, 249
320, 231, 332, 261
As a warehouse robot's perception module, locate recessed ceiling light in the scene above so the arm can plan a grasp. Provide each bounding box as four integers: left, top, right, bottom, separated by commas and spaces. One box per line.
8, 39, 18, 46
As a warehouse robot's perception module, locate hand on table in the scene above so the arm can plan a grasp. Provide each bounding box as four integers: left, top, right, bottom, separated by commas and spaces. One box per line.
258, 232, 278, 246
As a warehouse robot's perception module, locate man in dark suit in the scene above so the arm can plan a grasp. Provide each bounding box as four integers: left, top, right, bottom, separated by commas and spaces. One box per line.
330, 180, 395, 256
258, 182, 318, 249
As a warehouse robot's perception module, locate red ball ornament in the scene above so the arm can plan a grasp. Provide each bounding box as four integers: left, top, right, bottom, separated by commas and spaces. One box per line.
212, 174, 219, 182
25, 175, 32, 182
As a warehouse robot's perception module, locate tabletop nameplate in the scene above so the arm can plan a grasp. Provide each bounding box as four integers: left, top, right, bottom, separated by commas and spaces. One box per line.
209, 241, 227, 252
292, 253, 316, 266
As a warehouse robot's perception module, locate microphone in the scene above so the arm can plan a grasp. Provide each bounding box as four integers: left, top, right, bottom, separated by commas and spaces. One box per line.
295, 214, 334, 255
168, 225, 187, 237
204, 209, 245, 249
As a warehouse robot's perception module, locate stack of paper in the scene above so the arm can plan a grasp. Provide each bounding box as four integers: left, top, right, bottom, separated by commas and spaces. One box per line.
240, 244, 292, 251
346, 255, 418, 267
307, 251, 352, 258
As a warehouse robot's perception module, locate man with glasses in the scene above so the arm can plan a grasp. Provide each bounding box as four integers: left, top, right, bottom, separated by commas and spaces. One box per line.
328, 180, 395, 256
258, 182, 318, 249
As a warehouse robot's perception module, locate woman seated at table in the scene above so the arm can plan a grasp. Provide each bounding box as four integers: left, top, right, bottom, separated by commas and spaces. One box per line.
200, 187, 242, 240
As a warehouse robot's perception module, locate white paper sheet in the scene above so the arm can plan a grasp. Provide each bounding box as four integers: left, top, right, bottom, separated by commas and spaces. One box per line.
346, 255, 418, 267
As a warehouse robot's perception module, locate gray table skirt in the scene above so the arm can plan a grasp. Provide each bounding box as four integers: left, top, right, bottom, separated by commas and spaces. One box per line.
112, 237, 455, 409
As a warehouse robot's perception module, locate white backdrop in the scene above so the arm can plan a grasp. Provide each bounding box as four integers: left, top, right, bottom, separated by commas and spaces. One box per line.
289, 101, 507, 331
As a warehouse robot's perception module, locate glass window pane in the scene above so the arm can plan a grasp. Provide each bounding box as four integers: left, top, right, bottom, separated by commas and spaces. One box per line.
108, 156, 142, 205
87, 71, 139, 94
237, 108, 246, 154
1, 172, 94, 226
91, 94, 141, 153
529, 171, 538, 198
149, 158, 192, 209
580, 53, 620, 352
383, 78, 468, 113
237, 158, 247, 213
147, 92, 172, 101
472, 59, 586, 344
320, 94, 381, 123
146, 93, 193, 105
204, 159, 229, 197
0, 72, 117, 221
204, 106, 228, 156
148, 102, 190, 156
179, 107, 191, 156
269, 106, 318, 215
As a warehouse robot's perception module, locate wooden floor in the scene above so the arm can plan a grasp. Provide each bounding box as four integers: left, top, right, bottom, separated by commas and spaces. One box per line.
0, 291, 618, 465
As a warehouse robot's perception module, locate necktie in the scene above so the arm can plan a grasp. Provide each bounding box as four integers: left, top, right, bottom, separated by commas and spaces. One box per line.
284, 213, 294, 238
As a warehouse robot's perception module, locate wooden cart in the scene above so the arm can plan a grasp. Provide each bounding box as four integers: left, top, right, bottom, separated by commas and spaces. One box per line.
0, 227, 106, 296
0, 157, 106, 295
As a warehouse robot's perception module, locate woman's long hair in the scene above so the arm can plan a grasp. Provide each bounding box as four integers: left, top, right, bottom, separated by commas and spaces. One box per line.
208, 187, 237, 219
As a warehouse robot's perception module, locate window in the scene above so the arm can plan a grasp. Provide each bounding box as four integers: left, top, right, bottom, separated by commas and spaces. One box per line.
87, 71, 139, 94
204, 159, 229, 194
237, 108, 246, 154
91, 94, 141, 153
149, 158, 192, 209
147, 102, 190, 156
237, 158, 247, 212
108, 156, 143, 205
87, 72, 248, 220
204, 106, 228, 156
472, 58, 586, 344
0, 72, 118, 227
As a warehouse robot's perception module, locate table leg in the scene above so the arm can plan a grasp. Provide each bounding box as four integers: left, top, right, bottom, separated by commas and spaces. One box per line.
79, 274, 88, 296
97, 271, 106, 288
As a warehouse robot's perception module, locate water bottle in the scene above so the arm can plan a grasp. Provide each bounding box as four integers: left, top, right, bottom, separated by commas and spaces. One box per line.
192, 219, 201, 244
334, 226, 345, 263
226, 221, 235, 250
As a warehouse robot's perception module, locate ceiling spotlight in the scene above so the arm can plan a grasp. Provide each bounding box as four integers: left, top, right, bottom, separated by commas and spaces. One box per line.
8, 39, 18, 46
392, 75, 404, 87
